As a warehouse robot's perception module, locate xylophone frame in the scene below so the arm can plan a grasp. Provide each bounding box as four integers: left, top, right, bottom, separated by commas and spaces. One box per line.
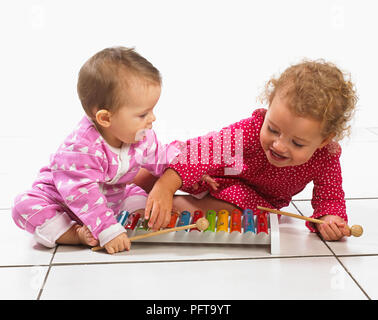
127, 213, 280, 255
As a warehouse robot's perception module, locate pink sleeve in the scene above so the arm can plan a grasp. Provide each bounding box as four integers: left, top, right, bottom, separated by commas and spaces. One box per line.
50, 143, 124, 245
306, 146, 347, 232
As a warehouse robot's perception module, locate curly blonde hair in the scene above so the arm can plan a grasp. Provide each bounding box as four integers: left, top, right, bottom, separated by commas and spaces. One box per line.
260, 59, 357, 141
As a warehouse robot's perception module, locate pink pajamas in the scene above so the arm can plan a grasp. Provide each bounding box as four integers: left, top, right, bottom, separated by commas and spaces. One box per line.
12, 116, 180, 247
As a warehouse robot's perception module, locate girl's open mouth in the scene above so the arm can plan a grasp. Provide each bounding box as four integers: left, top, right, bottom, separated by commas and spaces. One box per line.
269, 149, 288, 161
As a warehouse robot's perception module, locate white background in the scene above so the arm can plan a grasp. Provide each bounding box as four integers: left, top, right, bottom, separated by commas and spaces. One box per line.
1, 0, 377, 200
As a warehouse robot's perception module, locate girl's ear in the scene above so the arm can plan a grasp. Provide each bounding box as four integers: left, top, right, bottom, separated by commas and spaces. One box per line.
95, 109, 112, 128
319, 133, 336, 149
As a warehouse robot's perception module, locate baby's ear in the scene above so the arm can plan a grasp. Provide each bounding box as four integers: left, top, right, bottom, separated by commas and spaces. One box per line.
319, 133, 335, 149
95, 109, 112, 128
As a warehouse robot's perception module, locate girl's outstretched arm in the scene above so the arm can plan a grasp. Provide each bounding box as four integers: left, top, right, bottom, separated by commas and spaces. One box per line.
132, 168, 159, 193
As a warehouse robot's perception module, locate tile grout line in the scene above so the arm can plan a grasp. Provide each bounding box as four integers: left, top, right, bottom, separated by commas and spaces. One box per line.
36, 245, 59, 300
291, 202, 371, 300
2, 252, 378, 269
293, 197, 378, 202
290, 201, 305, 216
0, 264, 50, 268
47, 254, 337, 267
322, 241, 371, 300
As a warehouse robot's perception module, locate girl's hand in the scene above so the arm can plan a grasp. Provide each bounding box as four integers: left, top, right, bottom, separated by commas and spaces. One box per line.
104, 232, 130, 254
316, 215, 351, 241
193, 174, 220, 191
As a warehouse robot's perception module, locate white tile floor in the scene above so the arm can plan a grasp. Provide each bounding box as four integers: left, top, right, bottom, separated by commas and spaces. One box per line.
1, 127, 377, 300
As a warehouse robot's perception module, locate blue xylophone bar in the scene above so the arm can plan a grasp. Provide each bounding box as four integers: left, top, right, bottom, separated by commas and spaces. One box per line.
117, 210, 129, 226
243, 209, 255, 233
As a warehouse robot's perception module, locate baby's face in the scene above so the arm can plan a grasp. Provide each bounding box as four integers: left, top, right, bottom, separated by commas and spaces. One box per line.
109, 80, 161, 146
260, 93, 330, 167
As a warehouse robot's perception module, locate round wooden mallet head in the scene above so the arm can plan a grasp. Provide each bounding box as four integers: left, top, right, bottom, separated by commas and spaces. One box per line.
196, 217, 209, 231
350, 225, 363, 237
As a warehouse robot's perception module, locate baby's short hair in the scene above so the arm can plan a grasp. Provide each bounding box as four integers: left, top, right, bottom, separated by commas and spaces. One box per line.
261, 59, 358, 141
77, 46, 161, 116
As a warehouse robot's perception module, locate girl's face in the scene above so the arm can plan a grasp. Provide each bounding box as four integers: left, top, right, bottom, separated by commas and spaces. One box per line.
260, 93, 332, 167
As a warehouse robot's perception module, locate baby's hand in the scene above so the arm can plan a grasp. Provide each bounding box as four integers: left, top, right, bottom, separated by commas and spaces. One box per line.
144, 168, 183, 231
316, 215, 351, 241
145, 185, 173, 231
193, 174, 220, 191
104, 232, 130, 254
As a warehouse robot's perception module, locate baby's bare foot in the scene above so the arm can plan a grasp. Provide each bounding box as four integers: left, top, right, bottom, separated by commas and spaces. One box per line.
76, 225, 99, 247
56, 224, 98, 247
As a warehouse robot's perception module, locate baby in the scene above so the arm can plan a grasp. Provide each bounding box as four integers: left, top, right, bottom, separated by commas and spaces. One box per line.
12, 46, 180, 253
140, 59, 357, 241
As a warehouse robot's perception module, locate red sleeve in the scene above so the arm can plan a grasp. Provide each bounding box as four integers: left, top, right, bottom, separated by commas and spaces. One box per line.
306, 143, 347, 232
169, 109, 265, 193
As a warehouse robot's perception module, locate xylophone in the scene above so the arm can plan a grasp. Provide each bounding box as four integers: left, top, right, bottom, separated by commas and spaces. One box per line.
115, 208, 280, 254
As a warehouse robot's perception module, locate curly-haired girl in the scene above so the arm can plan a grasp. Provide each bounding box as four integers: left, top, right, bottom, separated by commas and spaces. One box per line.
139, 59, 358, 241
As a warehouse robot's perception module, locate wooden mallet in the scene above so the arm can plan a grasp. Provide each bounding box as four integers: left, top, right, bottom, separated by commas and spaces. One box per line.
91, 217, 210, 251
257, 206, 363, 237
